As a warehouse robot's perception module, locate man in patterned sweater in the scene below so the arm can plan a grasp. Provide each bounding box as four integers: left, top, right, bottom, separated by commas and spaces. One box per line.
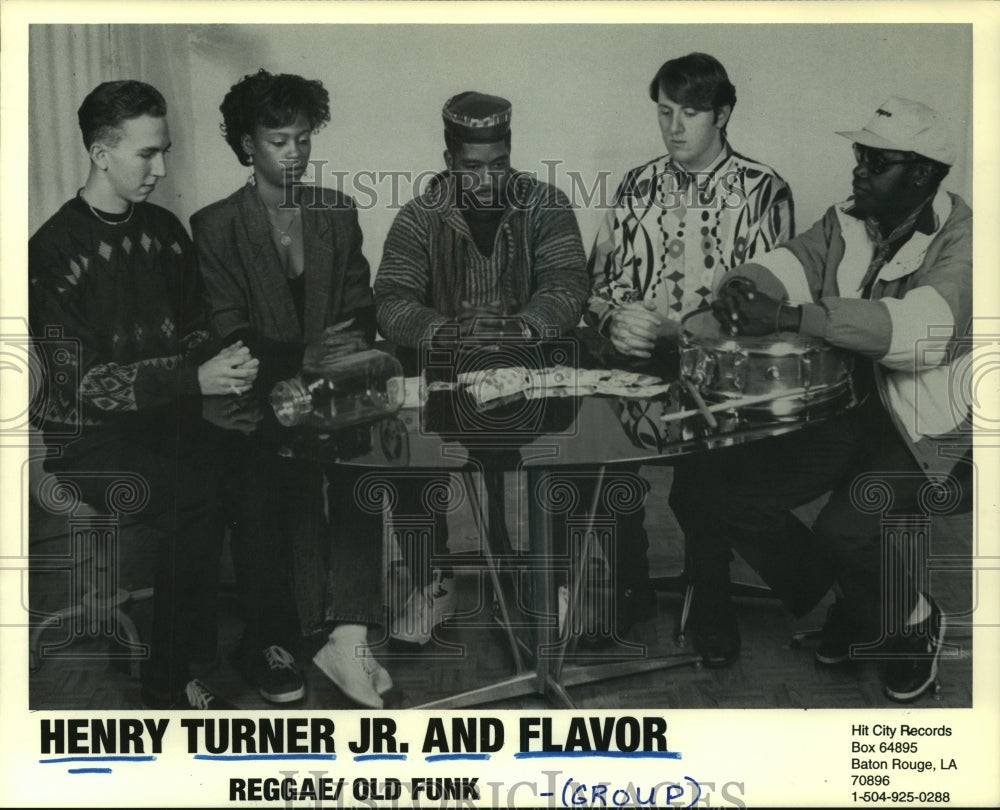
30, 81, 258, 709
584, 53, 795, 657
374, 91, 589, 644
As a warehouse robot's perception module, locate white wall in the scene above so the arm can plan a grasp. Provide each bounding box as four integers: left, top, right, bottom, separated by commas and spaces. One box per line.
32, 23, 973, 277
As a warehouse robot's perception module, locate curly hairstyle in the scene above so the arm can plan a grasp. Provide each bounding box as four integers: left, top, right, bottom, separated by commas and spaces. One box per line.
78, 80, 167, 150
219, 69, 331, 166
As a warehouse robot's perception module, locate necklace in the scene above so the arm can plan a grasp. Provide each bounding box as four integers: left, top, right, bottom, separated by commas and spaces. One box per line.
270, 206, 300, 247
81, 193, 134, 226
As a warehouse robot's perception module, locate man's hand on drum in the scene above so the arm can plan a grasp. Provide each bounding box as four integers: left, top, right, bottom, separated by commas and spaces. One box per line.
608, 300, 677, 359
712, 277, 784, 337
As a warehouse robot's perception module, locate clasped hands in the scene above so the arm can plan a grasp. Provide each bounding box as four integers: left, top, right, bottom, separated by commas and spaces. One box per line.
199, 339, 262, 432
198, 340, 259, 396
607, 300, 679, 359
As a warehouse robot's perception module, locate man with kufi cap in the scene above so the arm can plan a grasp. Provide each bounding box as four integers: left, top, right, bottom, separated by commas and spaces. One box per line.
375, 91, 589, 644
675, 96, 971, 703
377, 91, 587, 344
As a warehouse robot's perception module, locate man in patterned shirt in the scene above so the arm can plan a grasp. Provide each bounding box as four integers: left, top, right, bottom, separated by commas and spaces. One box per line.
584, 53, 794, 660
30, 81, 262, 708
588, 52, 793, 350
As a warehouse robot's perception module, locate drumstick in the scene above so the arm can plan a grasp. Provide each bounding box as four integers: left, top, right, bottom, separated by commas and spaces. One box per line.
659, 387, 811, 422
682, 379, 719, 429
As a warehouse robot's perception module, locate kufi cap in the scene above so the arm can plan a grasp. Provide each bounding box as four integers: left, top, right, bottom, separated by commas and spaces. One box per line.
442, 91, 512, 143
836, 96, 956, 166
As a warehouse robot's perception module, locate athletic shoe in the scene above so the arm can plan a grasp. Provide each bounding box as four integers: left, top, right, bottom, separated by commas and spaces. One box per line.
882, 596, 947, 703
389, 569, 456, 645
365, 647, 394, 696
141, 678, 236, 710
240, 645, 305, 703
313, 640, 387, 708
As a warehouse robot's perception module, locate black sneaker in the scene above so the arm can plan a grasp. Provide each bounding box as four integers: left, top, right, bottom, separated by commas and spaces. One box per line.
242, 645, 305, 704
141, 678, 237, 710
882, 596, 947, 703
815, 599, 854, 666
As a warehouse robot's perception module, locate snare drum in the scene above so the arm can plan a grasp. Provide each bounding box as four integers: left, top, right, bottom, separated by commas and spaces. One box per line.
680, 309, 855, 420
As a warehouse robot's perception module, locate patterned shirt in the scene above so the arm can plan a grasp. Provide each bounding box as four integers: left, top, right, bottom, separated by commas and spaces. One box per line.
586, 145, 794, 330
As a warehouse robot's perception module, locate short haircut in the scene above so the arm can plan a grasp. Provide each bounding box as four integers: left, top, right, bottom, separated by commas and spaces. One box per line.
219, 68, 331, 166
444, 131, 512, 158
77, 80, 167, 150
648, 52, 737, 114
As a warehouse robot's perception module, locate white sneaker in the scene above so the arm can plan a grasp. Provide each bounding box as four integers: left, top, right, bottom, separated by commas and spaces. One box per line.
390, 569, 456, 645
313, 640, 385, 708
362, 648, 394, 696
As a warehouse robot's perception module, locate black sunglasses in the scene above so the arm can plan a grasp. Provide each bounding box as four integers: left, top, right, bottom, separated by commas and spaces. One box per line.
853, 143, 925, 175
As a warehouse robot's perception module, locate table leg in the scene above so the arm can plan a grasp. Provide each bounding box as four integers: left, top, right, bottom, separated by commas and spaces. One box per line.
461, 470, 525, 674
527, 465, 555, 698
414, 463, 700, 709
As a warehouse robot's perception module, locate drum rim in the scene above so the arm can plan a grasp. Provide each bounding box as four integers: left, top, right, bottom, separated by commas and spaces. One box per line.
681, 308, 828, 355
699, 377, 854, 404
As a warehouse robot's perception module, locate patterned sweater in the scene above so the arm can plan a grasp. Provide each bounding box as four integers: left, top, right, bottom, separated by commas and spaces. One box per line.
586, 145, 793, 330
374, 171, 589, 349
29, 197, 211, 438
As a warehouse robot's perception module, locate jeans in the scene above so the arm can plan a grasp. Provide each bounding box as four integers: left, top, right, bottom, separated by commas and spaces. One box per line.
323, 465, 384, 627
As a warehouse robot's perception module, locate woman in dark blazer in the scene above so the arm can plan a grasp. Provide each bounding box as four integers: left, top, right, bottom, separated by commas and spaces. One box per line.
191, 69, 390, 709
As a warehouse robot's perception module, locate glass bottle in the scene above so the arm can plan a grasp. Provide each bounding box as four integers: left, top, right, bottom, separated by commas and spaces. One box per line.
270, 349, 405, 429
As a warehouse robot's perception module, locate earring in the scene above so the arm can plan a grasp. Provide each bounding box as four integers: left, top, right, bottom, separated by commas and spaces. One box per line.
247, 154, 254, 165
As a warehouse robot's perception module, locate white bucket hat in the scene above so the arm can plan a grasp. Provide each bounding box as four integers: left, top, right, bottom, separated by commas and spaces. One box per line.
837, 96, 956, 166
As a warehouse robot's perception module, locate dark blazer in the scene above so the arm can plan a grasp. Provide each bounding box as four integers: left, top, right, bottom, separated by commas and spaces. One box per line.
191, 183, 374, 349
191, 183, 376, 634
